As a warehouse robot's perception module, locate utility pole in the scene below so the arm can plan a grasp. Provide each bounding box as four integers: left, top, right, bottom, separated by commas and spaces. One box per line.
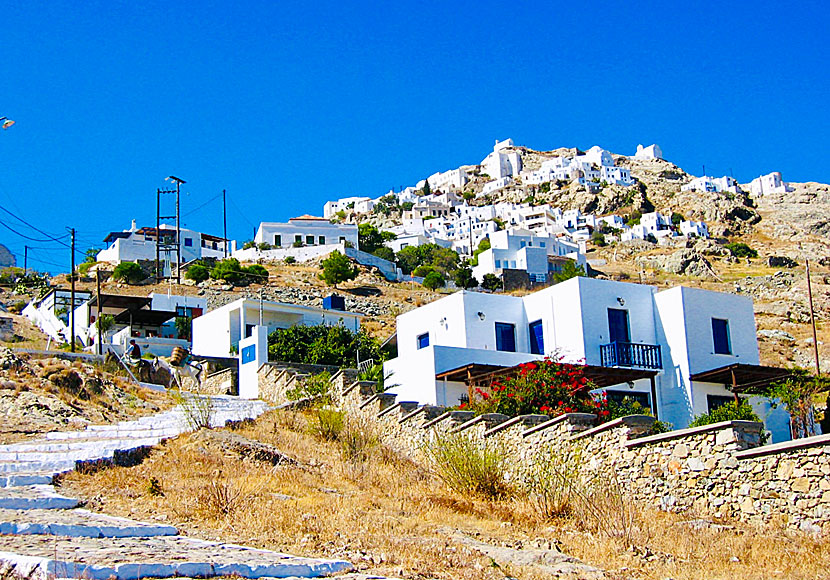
223, 189, 228, 258
157, 176, 186, 284
806, 259, 821, 375
69, 227, 76, 353
96, 269, 103, 356
23, 246, 27, 276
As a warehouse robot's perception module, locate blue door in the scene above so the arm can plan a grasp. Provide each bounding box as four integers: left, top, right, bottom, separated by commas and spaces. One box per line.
529, 320, 544, 355
607, 309, 630, 343
495, 322, 516, 352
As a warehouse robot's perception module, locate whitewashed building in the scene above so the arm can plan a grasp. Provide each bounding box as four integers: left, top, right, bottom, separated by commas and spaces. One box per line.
481, 177, 514, 195
470, 228, 585, 283
383, 277, 791, 442
749, 172, 791, 197
97, 221, 230, 270
192, 297, 362, 358
679, 220, 709, 238
681, 176, 740, 194
480, 139, 522, 179
254, 216, 358, 249
633, 144, 663, 160
323, 196, 373, 218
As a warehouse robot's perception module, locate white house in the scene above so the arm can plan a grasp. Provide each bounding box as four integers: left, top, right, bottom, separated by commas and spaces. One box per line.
323, 196, 372, 218
681, 176, 740, 194
254, 216, 359, 249
471, 228, 585, 283
480, 139, 522, 179
23, 288, 93, 344
97, 221, 230, 271
749, 172, 791, 197
192, 297, 362, 358
384, 277, 791, 442
481, 177, 514, 195
679, 220, 709, 238
421, 168, 469, 191
633, 144, 663, 160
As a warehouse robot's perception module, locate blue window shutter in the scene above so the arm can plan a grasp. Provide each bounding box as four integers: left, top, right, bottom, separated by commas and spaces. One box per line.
529, 320, 544, 355
712, 318, 731, 354
495, 323, 516, 352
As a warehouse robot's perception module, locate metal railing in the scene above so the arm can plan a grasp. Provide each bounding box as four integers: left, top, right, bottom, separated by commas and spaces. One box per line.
600, 341, 662, 369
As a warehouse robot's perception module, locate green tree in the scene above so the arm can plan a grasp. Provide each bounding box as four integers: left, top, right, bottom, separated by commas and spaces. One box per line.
551, 261, 586, 284
670, 212, 685, 226
453, 267, 478, 289
358, 223, 396, 254
401, 201, 414, 212
112, 262, 146, 284
175, 316, 192, 341
462, 191, 476, 202
421, 178, 431, 196
268, 324, 382, 367
765, 369, 830, 439
371, 246, 395, 262
481, 273, 502, 292
396, 246, 422, 275
422, 270, 445, 290
242, 240, 256, 250
185, 263, 210, 283
319, 251, 358, 288
257, 242, 272, 251
469, 237, 491, 267
245, 264, 269, 283
591, 230, 606, 247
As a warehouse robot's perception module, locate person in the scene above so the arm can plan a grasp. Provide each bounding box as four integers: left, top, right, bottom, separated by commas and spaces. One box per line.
126, 339, 141, 361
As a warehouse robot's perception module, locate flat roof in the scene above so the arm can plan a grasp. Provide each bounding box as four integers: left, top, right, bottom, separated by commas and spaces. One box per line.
113, 309, 177, 326
88, 294, 152, 310
690, 363, 793, 394
212, 296, 363, 318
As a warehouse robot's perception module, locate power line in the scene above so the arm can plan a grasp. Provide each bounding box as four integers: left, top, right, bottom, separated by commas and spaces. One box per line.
182, 192, 223, 218
0, 219, 66, 243
0, 205, 71, 247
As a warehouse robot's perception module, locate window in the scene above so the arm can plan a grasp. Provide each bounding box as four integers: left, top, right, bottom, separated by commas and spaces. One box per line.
294, 235, 302, 244
607, 308, 630, 343
318, 236, 325, 245
606, 390, 650, 408
707, 394, 736, 412
495, 322, 516, 352
417, 332, 429, 349
529, 320, 544, 355
539, 242, 545, 248
712, 318, 731, 354
339, 236, 346, 243
495, 259, 501, 268
274, 235, 281, 247
306, 235, 315, 245
245, 324, 255, 338
184, 238, 193, 247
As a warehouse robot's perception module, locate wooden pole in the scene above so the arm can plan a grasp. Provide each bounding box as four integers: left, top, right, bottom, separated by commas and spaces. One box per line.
806, 259, 821, 375
96, 269, 103, 355
69, 228, 75, 352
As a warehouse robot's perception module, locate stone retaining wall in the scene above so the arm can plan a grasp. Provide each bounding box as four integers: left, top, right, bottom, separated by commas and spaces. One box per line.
262, 367, 830, 534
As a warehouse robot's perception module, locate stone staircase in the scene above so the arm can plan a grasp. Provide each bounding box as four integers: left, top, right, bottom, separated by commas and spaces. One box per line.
0, 395, 372, 579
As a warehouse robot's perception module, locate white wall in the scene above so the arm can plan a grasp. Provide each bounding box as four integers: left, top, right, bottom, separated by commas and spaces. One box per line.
255, 220, 358, 249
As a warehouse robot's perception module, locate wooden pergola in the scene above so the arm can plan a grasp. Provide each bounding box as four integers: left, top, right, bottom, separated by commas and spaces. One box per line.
689, 363, 793, 398
436, 361, 661, 418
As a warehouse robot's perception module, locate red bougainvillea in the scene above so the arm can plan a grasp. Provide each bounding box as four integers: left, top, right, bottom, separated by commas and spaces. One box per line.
472, 357, 609, 419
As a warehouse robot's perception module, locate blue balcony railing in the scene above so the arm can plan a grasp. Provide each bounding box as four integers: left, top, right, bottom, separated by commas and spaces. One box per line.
600, 341, 662, 370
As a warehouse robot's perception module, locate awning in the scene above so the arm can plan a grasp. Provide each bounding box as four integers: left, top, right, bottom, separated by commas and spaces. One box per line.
113, 309, 177, 326
89, 294, 152, 310
436, 361, 658, 389
689, 363, 792, 394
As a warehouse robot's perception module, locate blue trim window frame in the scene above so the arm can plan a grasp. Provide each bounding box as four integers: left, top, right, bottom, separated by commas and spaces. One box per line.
529, 320, 544, 355
712, 318, 731, 355
184, 238, 193, 247
417, 332, 430, 350
495, 322, 516, 352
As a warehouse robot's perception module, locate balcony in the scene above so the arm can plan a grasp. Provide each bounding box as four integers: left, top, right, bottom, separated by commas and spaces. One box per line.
600, 341, 662, 370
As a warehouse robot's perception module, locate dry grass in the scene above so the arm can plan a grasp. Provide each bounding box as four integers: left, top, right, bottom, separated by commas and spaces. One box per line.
60, 409, 830, 579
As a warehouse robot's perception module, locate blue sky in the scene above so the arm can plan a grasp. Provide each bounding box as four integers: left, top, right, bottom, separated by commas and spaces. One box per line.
1, 0, 828, 272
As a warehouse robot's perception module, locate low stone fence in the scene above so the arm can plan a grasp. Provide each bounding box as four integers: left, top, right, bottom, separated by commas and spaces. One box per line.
188, 367, 236, 396
257, 365, 830, 534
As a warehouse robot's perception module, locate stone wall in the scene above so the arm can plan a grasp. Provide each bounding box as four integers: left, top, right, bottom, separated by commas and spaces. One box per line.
321, 371, 830, 534
187, 367, 236, 396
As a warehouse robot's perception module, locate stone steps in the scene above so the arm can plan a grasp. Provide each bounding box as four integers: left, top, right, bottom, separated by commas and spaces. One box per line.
0, 485, 79, 510
0, 535, 352, 580
0, 508, 178, 538
0, 397, 355, 580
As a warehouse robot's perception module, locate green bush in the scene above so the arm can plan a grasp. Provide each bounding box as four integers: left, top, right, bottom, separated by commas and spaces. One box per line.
453, 267, 477, 289
421, 432, 513, 499
310, 407, 345, 441
422, 271, 445, 290
245, 264, 269, 283
688, 399, 761, 428
284, 256, 296, 264
286, 371, 332, 402
725, 242, 758, 258
551, 261, 585, 284
112, 262, 146, 284
210, 258, 267, 285
268, 324, 382, 368
481, 273, 501, 292
185, 263, 210, 283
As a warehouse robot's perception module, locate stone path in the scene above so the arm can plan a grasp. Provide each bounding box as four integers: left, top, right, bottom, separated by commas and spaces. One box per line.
0, 395, 368, 579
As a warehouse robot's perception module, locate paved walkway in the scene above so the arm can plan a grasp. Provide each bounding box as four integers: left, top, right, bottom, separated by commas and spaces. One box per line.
0, 395, 369, 579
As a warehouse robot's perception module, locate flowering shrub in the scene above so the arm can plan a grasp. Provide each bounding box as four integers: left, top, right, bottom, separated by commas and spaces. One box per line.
472, 358, 609, 419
